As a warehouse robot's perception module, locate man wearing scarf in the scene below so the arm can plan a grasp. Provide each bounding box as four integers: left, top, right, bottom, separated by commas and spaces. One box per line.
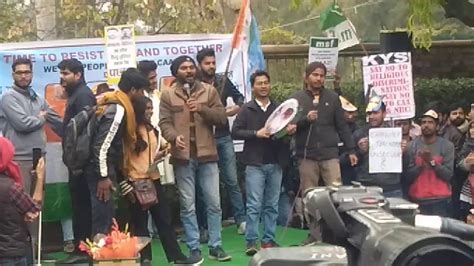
0, 58, 62, 263
85, 68, 147, 239
159, 56, 230, 263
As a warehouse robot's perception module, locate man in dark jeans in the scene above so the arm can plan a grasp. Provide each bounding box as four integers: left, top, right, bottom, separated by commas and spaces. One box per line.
87, 68, 147, 237
57, 58, 96, 264
196, 48, 246, 236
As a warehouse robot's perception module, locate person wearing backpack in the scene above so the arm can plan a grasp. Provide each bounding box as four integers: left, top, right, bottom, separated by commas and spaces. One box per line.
56, 59, 97, 264
86, 68, 147, 238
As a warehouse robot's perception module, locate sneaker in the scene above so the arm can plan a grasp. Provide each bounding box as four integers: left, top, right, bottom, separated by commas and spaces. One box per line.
245, 241, 258, 256
199, 229, 209, 244
209, 246, 232, 262
261, 240, 280, 249
63, 240, 75, 253
237, 222, 246, 235
174, 250, 204, 265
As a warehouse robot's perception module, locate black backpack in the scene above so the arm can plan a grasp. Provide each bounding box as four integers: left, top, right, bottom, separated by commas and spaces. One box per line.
62, 105, 98, 176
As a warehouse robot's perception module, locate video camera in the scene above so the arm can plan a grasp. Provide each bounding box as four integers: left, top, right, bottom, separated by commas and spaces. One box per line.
249, 185, 474, 266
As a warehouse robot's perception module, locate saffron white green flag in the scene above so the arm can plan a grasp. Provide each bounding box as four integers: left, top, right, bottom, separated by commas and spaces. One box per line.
320, 3, 360, 51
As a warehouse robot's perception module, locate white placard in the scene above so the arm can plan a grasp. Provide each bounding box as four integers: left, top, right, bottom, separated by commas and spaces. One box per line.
308, 37, 339, 75
362, 52, 415, 120
105, 24, 137, 85
369, 128, 402, 173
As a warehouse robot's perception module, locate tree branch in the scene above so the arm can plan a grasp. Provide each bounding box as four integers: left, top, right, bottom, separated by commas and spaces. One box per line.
112, 0, 125, 25
154, 17, 175, 34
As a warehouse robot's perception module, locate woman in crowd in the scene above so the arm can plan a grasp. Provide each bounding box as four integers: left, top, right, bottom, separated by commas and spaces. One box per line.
0, 137, 45, 266
120, 96, 199, 265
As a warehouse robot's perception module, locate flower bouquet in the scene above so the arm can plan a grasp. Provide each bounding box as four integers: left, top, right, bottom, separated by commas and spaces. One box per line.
79, 219, 140, 260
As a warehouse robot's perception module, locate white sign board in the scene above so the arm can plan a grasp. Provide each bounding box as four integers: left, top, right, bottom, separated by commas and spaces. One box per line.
362, 52, 415, 120
369, 128, 402, 173
325, 20, 359, 51
105, 25, 137, 85
308, 37, 339, 75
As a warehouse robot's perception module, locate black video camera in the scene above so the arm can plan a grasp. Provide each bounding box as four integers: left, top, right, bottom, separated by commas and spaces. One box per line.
249, 185, 474, 266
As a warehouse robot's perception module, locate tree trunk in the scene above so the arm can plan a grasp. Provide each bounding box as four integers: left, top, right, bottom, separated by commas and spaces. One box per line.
35, 0, 57, 40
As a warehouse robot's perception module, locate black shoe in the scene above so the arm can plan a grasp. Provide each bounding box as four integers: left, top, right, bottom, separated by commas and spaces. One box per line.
174, 249, 203, 265
245, 241, 258, 256
174, 250, 204, 265
55, 252, 90, 264
209, 246, 232, 262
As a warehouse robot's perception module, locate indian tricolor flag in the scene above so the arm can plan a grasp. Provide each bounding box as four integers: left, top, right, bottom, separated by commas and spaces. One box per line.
43, 84, 72, 222
231, 0, 265, 100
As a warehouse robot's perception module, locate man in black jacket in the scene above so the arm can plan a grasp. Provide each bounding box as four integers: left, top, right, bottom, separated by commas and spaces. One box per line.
352, 95, 407, 197
57, 58, 96, 264
290, 62, 357, 193
232, 70, 295, 255
338, 96, 359, 185
196, 48, 246, 235
87, 68, 147, 237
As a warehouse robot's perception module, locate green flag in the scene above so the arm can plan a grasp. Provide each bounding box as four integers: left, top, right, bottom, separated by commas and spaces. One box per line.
320, 3, 346, 31
319, 3, 360, 51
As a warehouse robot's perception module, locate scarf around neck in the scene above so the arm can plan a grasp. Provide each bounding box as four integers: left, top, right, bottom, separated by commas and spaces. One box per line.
96, 90, 137, 175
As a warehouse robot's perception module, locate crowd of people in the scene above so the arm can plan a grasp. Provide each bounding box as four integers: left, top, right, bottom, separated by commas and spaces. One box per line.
0, 48, 473, 266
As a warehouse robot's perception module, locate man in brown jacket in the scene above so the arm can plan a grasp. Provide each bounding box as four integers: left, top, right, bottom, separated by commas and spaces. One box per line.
159, 55, 231, 263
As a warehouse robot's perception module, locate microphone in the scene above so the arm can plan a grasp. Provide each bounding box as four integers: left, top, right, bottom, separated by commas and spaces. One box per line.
183, 83, 191, 98
313, 95, 320, 109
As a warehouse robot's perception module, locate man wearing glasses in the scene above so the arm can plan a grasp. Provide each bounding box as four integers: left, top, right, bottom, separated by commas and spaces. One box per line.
0, 58, 63, 264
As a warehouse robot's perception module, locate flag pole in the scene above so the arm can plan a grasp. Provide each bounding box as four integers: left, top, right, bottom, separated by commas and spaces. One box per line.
342, 8, 368, 57
220, 46, 235, 95
220, 0, 248, 96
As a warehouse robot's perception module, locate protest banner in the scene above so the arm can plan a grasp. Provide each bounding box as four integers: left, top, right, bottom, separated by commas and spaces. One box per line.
0, 34, 247, 99
369, 128, 402, 174
104, 25, 137, 85
362, 52, 415, 119
0, 34, 246, 221
308, 37, 339, 76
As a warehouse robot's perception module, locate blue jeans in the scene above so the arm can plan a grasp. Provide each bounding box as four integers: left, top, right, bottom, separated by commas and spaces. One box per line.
174, 160, 222, 251
195, 136, 246, 228
0, 257, 28, 266
245, 164, 282, 244
86, 167, 114, 236
216, 135, 245, 224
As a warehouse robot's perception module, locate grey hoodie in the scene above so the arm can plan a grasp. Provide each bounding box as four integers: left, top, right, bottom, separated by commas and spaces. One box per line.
0, 85, 63, 161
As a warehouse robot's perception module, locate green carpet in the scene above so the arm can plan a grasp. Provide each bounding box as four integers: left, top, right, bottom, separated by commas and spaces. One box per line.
44, 225, 308, 265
